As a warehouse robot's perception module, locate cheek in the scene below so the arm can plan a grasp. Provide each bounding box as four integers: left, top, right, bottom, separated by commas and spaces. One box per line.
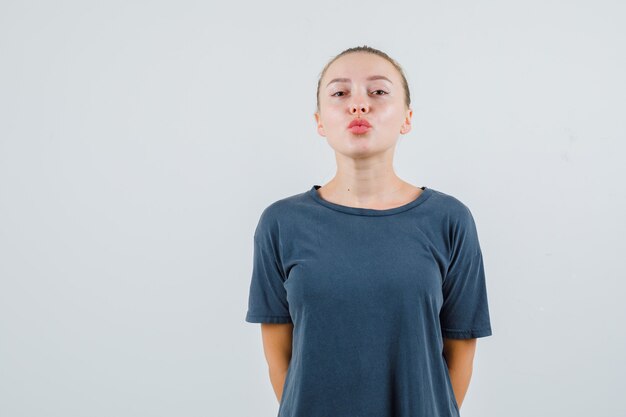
321, 109, 346, 127
378, 105, 406, 126
378, 103, 400, 117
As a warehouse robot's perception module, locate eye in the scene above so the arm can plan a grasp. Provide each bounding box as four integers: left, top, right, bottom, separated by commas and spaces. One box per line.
331, 90, 388, 97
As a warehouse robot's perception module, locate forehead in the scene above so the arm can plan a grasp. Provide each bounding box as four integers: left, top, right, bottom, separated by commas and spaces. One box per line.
323, 52, 399, 85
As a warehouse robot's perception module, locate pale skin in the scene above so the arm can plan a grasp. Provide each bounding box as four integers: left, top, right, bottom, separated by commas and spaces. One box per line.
259, 51, 478, 408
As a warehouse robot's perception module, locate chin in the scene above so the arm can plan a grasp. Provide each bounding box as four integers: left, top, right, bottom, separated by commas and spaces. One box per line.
336, 143, 382, 159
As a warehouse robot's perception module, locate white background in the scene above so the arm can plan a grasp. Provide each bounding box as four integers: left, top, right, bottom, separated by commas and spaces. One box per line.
1, 1, 625, 416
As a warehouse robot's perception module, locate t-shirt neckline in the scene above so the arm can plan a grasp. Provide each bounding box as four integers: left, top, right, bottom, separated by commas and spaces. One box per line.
308, 184, 433, 216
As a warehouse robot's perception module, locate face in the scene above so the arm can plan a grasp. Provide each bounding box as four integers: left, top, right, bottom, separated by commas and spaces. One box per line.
314, 52, 412, 158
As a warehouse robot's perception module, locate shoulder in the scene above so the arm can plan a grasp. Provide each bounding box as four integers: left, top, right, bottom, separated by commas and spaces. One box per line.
426, 188, 484, 256
254, 189, 310, 238
426, 187, 478, 228
428, 188, 473, 215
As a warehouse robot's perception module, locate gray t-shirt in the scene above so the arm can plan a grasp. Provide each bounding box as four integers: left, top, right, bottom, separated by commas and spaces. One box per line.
245, 184, 493, 417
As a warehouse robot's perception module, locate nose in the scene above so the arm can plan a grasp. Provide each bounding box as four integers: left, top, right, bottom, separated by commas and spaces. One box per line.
350, 102, 370, 115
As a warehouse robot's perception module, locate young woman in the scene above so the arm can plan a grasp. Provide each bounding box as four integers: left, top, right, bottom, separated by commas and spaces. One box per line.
245, 45, 493, 417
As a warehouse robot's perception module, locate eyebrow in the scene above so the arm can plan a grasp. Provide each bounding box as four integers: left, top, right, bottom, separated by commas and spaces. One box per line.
326, 75, 393, 88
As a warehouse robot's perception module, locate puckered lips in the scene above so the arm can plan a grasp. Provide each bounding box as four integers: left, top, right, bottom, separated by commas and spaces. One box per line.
347, 118, 372, 134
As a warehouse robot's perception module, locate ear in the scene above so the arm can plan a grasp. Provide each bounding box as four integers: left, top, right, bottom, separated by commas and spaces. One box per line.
314, 112, 326, 137
400, 108, 413, 135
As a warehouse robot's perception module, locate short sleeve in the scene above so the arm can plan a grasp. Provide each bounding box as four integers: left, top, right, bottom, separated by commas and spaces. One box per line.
440, 205, 493, 339
245, 207, 293, 324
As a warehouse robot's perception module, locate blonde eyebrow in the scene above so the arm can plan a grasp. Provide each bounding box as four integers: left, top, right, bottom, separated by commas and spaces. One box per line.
326, 75, 393, 88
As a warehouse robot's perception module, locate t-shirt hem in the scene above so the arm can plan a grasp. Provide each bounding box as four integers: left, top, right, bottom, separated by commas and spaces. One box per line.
441, 327, 492, 339
245, 313, 293, 324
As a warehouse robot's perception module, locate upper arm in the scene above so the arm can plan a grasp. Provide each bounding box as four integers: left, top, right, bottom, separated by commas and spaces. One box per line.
443, 337, 477, 367
245, 206, 294, 370
245, 206, 293, 324
440, 205, 493, 340
261, 323, 293, 371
